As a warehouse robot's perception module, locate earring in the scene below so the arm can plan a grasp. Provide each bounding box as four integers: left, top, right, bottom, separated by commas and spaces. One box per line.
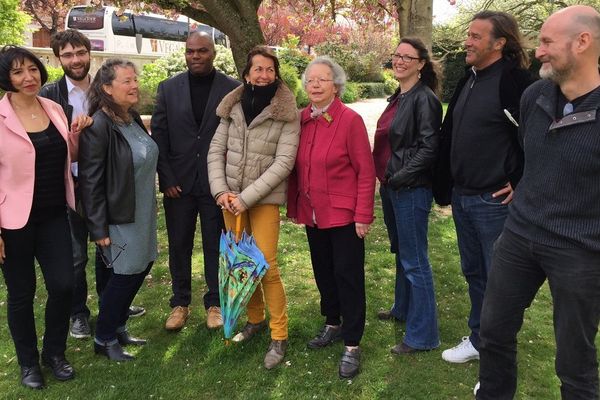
418, 71, 422, 79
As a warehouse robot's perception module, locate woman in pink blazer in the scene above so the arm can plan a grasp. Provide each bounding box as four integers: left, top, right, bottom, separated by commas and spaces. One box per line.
287, 56, 375, 380
0, 46, 90, 390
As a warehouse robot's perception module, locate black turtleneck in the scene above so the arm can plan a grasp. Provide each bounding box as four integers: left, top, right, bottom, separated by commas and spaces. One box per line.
241, 80, 278, 126
189, 68, 216, 126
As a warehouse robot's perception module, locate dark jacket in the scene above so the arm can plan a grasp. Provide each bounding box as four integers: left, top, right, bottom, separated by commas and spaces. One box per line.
505, 80, 600, 251
39, 76, 74, 126
78, 109, 147, 241
433, 59, 535, 205
151, 70, 240, 195
386, 81, 442, 190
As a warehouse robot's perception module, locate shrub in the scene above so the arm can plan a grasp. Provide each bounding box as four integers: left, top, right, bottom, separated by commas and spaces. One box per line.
358, 82, 387, 99
279, 62, 300, 96
315, 35, 390, 83
46, 65, 64, 83
214, 44, 237, 77
382, 69, 398, 95
340, 81, 361, 104
278, 35, 312, 75
296, 88, 309, 108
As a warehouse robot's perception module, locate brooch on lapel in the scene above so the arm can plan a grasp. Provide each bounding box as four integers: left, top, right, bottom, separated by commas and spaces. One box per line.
322, 112, 333, 123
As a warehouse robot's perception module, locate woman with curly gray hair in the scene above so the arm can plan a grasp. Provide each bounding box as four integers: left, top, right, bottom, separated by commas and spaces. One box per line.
79, 59, 158, 362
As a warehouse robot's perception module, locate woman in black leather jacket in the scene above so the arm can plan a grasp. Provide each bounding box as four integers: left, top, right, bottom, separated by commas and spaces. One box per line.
373, 37, 442, 354
79, 59, 158, 361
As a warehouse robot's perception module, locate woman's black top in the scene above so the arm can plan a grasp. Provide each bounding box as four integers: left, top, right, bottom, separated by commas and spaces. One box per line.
241, 80, 278, 126
28, 121, 67, 220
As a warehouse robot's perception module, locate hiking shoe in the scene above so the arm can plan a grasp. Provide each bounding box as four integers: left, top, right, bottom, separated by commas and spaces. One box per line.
307, 325, 342, 349
264, 339, 287, 369
232, 320, 267, 343
70, 315, 91, 339
442, 336, 479, 363
128, 305, 146, 318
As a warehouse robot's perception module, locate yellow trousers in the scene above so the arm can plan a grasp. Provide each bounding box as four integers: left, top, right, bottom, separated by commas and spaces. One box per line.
223, 204, 288, 340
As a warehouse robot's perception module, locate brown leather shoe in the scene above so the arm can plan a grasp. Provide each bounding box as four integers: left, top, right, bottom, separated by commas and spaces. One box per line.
232, 320, 267, 343
165, 306, 190, 331
206, 306, 223, 329
264, 339, 287, 369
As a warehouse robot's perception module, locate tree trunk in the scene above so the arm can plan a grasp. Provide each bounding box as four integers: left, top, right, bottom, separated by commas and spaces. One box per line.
395, 0, 433, 50
177, 0, 265, 77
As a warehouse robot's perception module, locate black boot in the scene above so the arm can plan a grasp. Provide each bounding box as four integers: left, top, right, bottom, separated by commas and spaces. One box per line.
20, 364, 45, 389
41, 354, 75, 381
117, 331, 147, 346
94, 341, 134, 361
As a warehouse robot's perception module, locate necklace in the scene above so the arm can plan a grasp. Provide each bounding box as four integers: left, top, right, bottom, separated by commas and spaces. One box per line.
31, 113, 37, 120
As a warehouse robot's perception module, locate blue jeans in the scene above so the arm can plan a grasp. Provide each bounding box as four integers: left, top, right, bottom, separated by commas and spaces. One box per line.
389, 187, 439, 349
477, 229, 600, 400
451, 189, 509, 350
380, 185, 407, 321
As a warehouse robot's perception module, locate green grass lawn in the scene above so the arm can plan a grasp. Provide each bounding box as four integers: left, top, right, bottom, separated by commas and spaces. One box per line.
0, 191, 590, 399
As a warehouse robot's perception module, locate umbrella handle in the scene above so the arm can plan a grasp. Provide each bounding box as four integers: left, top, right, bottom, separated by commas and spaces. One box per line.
235, 213, 242, 242
228, 194, 243, 242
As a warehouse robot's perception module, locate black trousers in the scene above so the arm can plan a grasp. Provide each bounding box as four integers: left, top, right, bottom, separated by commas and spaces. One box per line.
306, 223, 366, 346
95, 263, 152, 342
1, 210, 73, 367
68, 207, 108, 318
477, 229, 600, 400
163, 193, 223, 309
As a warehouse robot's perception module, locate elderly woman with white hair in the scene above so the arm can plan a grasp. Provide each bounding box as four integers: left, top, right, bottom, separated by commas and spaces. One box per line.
287, 56, 375, 379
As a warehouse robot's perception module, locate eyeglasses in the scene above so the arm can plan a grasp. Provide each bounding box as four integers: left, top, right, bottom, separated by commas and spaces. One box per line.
59, 50, 89, 60
391, 54, 420, 62
306, 78, 334, 86
97, 242, 127, 268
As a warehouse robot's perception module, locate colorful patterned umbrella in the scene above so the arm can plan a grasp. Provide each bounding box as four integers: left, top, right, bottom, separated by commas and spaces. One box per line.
219, 213, 269, 341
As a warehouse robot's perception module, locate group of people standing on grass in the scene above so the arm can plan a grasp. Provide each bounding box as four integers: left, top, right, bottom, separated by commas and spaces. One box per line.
0, 4, 599, 399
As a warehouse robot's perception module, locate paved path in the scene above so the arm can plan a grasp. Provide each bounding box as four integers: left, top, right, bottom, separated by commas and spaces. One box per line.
346, 97, 388, 145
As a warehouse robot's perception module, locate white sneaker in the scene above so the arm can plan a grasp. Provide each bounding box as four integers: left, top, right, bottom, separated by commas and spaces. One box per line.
474, 381, 480, 396
441, 336, 480, 363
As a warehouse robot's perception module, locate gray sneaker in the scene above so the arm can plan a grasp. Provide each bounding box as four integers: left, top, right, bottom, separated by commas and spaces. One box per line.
70, 315, 91, 339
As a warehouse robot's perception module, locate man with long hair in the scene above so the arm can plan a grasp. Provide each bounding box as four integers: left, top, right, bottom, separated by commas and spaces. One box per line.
433, 11, 535, 364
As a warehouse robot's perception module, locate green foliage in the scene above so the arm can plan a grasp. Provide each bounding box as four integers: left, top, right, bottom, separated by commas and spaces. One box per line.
340, 81, 361, 103
358, 82, 387, 99
214, 44, 237, 77
440, 51, 467, 103
278, 35, 311, 75
382, 69, 398, 95
279, 62, 300, 96
315, 41, 385, 83
295, 88, 309, 108
0, 0, 30, 45
45, 65, 64, 83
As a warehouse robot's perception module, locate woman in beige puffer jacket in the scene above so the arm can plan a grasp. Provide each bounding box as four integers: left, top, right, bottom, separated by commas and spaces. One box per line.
207, 46, 299, 370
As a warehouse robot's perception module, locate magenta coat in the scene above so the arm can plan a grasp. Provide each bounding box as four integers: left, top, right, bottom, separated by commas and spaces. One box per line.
287, 97, 375, 228
0, 94, 77, 230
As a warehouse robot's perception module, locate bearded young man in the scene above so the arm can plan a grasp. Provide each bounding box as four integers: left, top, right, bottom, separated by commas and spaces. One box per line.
40, 30, 145, 340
